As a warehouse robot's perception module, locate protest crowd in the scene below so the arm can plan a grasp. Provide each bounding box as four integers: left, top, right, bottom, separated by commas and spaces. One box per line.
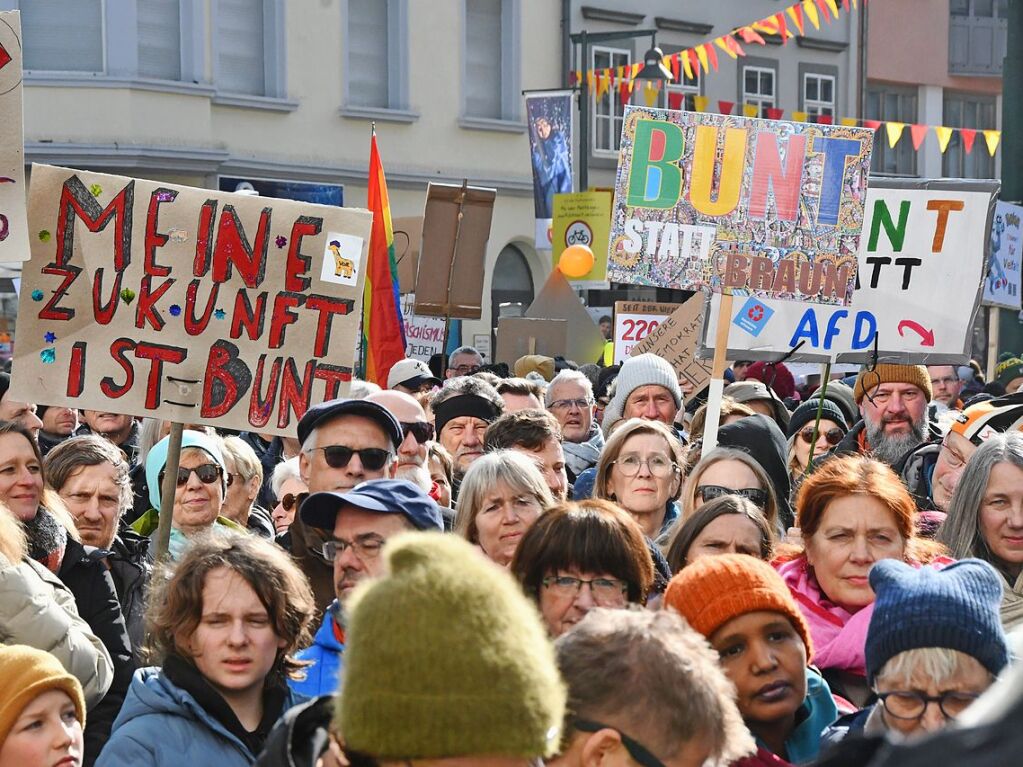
4, 344, 1023, 767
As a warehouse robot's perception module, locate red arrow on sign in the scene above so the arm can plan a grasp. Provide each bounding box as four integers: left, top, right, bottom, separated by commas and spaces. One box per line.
897, 320, 935, 347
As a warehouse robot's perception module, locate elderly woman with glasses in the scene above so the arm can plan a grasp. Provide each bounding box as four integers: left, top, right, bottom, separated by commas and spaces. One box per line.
593, 419, 685, 539
511, 499, 654, 637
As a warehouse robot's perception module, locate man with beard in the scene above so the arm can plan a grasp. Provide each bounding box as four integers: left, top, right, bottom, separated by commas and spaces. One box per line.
828, 365, 933, 469
430, 375, 504, 499
288, 479, 443, 697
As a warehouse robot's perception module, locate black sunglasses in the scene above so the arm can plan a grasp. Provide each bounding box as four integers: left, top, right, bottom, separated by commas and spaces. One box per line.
697, 484, 769, 508
310, 446, 391, 471
278, 492, 307, 512
160, 463, 222, 487
798, 426, 844, 446
400, 421, 435, 444
573, 719, 665, 767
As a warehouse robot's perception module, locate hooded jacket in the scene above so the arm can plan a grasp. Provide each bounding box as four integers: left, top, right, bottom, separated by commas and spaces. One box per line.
289, 603, 345, 698
718, 414, 794, 531
97, 666, 308, 767
253, 695, 334, 767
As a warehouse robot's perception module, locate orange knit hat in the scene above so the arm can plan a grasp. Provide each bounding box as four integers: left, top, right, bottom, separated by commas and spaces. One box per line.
663, 554, 813, 659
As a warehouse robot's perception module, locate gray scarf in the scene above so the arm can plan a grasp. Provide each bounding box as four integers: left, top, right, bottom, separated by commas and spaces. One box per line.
562, 426, 605, 478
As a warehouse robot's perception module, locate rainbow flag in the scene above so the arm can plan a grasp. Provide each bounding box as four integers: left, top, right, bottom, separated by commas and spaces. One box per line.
361, 130, 406, 386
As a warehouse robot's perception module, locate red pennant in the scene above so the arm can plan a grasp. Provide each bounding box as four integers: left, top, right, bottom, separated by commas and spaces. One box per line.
568, 71, 577, 87
687, 48, 701, 76
718, 100, 734, 115
668, 92, 684, 111
960, 128, 977, 154
909, 124, 928, 150
775, 12, 789, 43
705, 42, 719, 71
766, 107, 784, 120
815, 0, 833, 22
862, 119, 882, 131
817, 114, 834, 125
671, 54, 681, 83
792, 4, 805, 35
842, 0, 851, 9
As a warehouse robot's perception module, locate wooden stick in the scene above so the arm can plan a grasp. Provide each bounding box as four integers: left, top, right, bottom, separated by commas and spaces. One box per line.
155, 422, 184, 562
702, 292, 734, 453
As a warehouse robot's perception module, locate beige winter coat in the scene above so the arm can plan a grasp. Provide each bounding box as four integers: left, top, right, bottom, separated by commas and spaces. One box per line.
0, 552, 114, 708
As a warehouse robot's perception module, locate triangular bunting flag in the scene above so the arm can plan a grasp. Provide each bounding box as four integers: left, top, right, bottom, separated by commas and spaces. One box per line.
670, 54, 680, 83
586, 70, 595, 91
695, 45, 710, 73
817, 114, 834, 125
886, 122, 906, 148
803, 0, 821, 30
960, 128, 977, 154
766, 107, 785, 120
687, 48, 702, 76
934, 126, 954, 153
693, 95, 709, 112
840, 117, 858, 127
667, 92, 684, 111
643, 83, 659, 107
715, 36, 737, 59
788, 4, 806, 35
704, 43, 719, 71
743, 103, 759, 117
823, 0, 841, 18
681, 50, 695, 80
843, 0, 851, 10
738, 26, 767, 45
775, 12, 789, 43
791, 111, 808, 122
718, 100, 734, 115
595, 72, 608, 101
862, 119, 882, 131
909, 124, 928, 150
984, 130, 1001, 156
618, 79, 633, 105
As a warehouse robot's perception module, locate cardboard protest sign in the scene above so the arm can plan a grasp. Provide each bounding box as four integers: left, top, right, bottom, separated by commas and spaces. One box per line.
700, 178, 999, 364
983, 201, 1022, 310
0, 12, 28, 262
401, 292, 445, 362
552, 191, 611, 285
613, 301, 676, 364
495, 317, 566, 365
393, 215, 423, 295
607, 106, 874, 306
11, 165, 372, 435
630, 298, 710, 394
415, 182, 496, 319
525, 269, 605, 365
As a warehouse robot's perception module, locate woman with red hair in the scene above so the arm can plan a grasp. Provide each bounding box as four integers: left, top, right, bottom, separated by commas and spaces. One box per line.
775, 454, 949, 706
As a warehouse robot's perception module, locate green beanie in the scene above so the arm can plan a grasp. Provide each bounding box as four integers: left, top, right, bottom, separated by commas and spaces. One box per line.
336, 532, 566, 760
996, 353, 1023, 389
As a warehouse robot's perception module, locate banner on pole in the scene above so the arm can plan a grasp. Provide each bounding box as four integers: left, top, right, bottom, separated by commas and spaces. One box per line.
607, 106, 875, 306
11, 165, 372, 435
700, 178, 1000, 364
982, 200, 1022, 310
551, 190, 611, 286
526, 91, 574, 251
612, 301, 676, 364
0, 12, 29, 262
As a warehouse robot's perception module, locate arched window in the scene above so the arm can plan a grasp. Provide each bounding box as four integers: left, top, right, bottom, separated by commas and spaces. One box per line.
490, 243, 535, 351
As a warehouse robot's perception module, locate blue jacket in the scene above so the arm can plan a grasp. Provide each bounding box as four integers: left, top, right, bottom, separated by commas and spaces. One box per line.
289, 604, 345, 697
96, 667, 308, 767
777, 667, 840, 765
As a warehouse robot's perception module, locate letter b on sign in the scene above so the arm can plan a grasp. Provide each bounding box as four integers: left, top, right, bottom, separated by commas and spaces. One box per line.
627, 120, 684, 209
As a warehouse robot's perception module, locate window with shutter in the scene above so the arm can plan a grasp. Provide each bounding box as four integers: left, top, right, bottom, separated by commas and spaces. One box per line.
347, 0, 389, 108
465, 0, 503, 120
217, 0, 267, 96
21, 0, 104, 74
139, 0, 182, 81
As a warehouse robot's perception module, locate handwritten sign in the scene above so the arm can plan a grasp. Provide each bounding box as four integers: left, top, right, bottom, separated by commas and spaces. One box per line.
0, 12, 28, 262
631, 298, 710, 394
608, 107, 874, 305
983, 200, 1023, 310
11, 165, 372, 435
701, 179, 999, 364
613, 301, 676, 364
401, 292, 445, 362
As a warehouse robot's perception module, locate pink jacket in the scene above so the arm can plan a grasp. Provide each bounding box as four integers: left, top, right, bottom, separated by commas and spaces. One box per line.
775, 556, 873, 677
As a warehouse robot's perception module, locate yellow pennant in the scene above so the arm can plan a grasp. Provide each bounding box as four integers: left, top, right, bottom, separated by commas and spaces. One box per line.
886, 122, 906, 148
695, 44, 709, 73
681, 51, 694, 80
743, 103, 758, 117
642, 83, 658, 107
596, 73, 609, 101
824, 0, 841, 18
803, 0, 821, 30
934, 126, 954, 153
715, 36, 738, 59
840, 117, 858, 127
693, 95, 709, 112
791, 111, 808, 122
984, 130, 1001, 156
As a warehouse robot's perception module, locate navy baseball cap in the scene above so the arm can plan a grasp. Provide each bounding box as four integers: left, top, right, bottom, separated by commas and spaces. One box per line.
300, 479, 444, 532
296, 398, 402, 448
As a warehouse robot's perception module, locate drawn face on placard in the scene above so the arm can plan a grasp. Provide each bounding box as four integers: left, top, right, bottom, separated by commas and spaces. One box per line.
320, 232, 364, 287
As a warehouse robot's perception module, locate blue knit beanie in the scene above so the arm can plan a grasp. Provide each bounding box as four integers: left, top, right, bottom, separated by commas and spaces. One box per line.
145, 430, 226, 510
865, 558, 1009, 683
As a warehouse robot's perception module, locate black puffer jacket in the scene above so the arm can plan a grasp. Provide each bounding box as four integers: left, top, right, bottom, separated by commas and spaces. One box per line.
106, 531, 152, 665
58, 537, 135, 766
253, 695, 334, 767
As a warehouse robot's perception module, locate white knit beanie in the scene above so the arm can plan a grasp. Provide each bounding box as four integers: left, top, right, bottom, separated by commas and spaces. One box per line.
602, 353, 682, 433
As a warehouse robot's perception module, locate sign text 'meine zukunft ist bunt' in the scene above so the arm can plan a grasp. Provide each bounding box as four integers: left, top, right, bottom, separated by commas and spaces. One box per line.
608, 107, 875, 306
11, 165, 372, 436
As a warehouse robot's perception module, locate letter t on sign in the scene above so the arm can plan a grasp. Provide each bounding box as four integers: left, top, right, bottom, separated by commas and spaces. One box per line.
926, 199, 965, 253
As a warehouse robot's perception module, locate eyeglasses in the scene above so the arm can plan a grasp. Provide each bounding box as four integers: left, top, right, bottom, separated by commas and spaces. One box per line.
798, 426, 845, 446
612, 454, 678, 478
940, 436, 970, 469
321, 535, 386, 561
277, 492, 306, 512
697, 484, 768, 508
877, 690, 981, 721
548, 397, 593, 411
930, 376, 959, 388
400, 421, 435, 444
308, 446, 392, 471
160, 463, 222, 487
542, 575, 628, 605
450, 363, 481, 376
572, 719, 665, 767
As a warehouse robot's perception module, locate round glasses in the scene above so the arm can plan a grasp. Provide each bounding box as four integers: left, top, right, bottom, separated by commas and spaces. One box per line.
612, 454, 677, 478
798, 426, 845, 446
877, 690, 981, 721
696, 484, 768, 508
542, 575, 627, 605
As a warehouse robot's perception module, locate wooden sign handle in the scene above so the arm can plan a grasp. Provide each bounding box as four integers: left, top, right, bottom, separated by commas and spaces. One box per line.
701, 292, 734, 453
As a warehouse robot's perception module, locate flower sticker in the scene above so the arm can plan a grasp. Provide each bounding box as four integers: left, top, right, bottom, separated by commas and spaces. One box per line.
214, 309, 226, 320
275, 235, 287, 249
169, 304, 182, 317
89, 184, 103, 197
40, 348, 55, 364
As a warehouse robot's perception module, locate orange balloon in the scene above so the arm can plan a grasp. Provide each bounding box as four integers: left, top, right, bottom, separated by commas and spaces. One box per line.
558, 244, 595, 278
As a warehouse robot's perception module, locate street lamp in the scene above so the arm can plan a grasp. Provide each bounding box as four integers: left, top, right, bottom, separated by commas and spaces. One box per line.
631, 46, 674, 108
